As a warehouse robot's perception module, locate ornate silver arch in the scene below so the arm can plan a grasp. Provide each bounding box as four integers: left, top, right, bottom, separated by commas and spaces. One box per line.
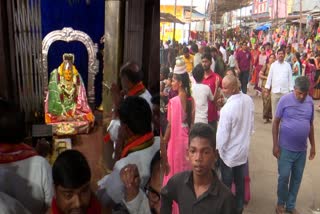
42, 27, 99, 105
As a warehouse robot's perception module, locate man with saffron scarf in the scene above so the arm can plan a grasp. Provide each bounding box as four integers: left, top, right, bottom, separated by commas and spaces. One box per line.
48, 150, 102, 214
111, 61, 152, 112
97, 97, 160, 211
0, 99, 53, 213
104, 61, 153, 158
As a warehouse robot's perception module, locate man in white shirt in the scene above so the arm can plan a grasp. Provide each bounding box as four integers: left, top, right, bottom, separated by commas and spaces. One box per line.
228, 50, 236, 69
265, 48, 294, 118
107, 61, 153, 157
219, 43, 227, 63
216, 75, 254, 214
0, 100, 53, 214
191, 43, 202, 67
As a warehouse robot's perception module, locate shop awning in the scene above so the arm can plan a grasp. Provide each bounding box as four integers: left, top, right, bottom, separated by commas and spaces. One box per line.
160, 12, 185, 24
255, 23, 271, 31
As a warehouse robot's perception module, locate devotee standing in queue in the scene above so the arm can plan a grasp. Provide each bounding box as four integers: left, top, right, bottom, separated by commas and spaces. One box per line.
292, 52, 302, 83
236, 42, 252, 94
162, 57, 195, 214
216, 75, 254, 214
0, 99, 53, 214
106, 61, 153, 159
259, 53, 276, 123
191, 43, 202, 67
97, 97, 159, 211
273, 76, 315, 214
181, 47, 194, 74
265, 48, 293, 119
191, 64, 219, 124
50, 150, 102, 214
201, 53, 222, 133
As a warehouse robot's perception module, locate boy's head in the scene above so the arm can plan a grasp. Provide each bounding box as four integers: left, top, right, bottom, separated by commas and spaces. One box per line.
188, 123, 217, 176
160, 67, 170, 81
192, 64, 205, 83
52, 150, 92, 214
118, 96, 152, 136
183, 47, 190, 58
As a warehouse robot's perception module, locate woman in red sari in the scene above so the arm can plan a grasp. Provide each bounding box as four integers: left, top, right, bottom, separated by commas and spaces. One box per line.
250, 44, 260, 88
255, 46, 268, 92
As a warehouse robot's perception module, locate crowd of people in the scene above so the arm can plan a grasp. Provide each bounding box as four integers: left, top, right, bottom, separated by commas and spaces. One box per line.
160, 38, 317, 214
0, 33, 318, 213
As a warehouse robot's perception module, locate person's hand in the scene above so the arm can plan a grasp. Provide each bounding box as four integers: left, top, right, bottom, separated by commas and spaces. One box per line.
309, 146, 316, 160
215, 78, 220, 88
161, 158, 170, 176
120, 164, 140, 202
235, 68, 240, 75
110, 83, 120, 95
273, 145, 281, 159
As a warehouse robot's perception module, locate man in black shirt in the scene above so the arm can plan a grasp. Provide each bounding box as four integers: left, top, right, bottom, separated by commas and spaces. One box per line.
161, 123, 236, 214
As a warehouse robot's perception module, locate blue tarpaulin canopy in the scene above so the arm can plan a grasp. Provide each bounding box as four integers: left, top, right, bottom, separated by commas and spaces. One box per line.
255, 23, 271, 31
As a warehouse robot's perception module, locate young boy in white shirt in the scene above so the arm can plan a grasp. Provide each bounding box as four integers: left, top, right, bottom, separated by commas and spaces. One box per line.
191, 64, 219, 123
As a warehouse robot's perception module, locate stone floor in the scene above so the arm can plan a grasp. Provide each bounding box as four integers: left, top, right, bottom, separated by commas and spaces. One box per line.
70, 110, 113, 213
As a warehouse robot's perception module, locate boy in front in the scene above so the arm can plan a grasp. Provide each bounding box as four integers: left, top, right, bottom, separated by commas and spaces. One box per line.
161, 123, 236, 214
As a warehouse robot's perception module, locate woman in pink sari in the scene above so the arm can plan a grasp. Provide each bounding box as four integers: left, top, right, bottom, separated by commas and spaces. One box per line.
162, 57, 195, 214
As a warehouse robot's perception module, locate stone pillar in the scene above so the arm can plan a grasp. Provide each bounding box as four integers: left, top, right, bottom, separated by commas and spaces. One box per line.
102, 0, 125, 169
103, 0, 125, 115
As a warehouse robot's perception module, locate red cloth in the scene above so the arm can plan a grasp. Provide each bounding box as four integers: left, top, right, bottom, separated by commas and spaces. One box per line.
202, 71, 222, 122
50, 196, 102, 214
127, 81, 146, 96
0, 143, 37, 164
121, 132, 154, 158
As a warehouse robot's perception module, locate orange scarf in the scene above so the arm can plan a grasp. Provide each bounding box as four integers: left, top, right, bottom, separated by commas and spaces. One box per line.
0, 143, 38, 164
50, 195, 102, 214
127, 81, 146, 96
121, 132, 154, 158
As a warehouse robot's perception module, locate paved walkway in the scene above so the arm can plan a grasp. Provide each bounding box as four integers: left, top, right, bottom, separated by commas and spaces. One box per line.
244, 87, 320, 214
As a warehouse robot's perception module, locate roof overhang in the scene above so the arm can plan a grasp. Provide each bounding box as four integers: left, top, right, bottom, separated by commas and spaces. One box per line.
160, 12, 185, 24
207, 0, 252, 22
